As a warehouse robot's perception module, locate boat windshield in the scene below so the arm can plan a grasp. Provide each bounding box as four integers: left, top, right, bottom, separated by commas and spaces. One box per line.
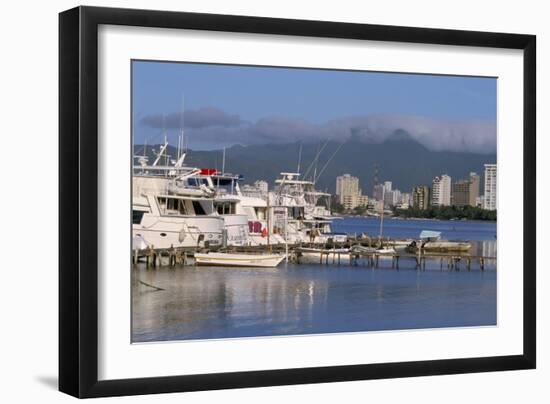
157, 197, 188, 215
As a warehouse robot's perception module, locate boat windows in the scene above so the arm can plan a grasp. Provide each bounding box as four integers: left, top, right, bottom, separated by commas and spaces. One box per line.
289, 206, 304, 219
132, 210, 145, 224
192, 200, 208, 215
157, 197, 188, 215
254, 207, 266, 220
186, 177, 210, 188
213, 178, 237, 194
215, 201, 236, 215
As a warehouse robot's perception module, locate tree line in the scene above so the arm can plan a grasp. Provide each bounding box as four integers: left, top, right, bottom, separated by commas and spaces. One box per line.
331, 200, 496, 221
392, 205, 496, 221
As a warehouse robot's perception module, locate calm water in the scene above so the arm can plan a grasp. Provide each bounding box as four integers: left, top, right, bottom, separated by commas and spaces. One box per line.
332, 216, 497, 242
132, 218, 497, 343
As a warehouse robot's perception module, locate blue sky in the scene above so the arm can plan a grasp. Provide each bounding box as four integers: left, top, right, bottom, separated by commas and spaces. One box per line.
132, 60, 497, 153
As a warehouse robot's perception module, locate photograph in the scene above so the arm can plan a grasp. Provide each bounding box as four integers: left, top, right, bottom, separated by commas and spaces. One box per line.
131, 60, 498, 343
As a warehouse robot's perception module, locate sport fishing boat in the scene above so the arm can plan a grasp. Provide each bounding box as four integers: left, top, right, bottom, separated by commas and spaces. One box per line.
272, 172, 345, 244
193, 168, 286, 246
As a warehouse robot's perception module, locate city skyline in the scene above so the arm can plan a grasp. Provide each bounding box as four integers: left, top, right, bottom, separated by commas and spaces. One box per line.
334, 164, 496, 212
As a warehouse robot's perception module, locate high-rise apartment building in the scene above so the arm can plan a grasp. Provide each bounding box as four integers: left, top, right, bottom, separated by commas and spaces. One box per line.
468, 172, 480, 207
483, 164, 497, 210
412, 185, 430, 210
336, 174, 369, 210
373, 183, 385, 201
336, 174, 360, 205
431, 175, 452, 206
384, 189, 401, 207
451, 172, 481, 208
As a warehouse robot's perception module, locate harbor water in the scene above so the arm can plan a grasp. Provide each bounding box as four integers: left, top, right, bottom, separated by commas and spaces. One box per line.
132, 217, 497, 343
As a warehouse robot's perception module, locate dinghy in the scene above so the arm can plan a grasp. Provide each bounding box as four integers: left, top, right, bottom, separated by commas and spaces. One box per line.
194, 252, 285, 267
297, 247, 352, 264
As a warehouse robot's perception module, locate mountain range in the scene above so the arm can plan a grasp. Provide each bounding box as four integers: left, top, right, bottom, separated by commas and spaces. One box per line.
133, 130, 496, 195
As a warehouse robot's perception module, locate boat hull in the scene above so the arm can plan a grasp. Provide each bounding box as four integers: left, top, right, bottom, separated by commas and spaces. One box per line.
298, 248, 352, 264
194, 252, 285, 267
133, 216, 224, 250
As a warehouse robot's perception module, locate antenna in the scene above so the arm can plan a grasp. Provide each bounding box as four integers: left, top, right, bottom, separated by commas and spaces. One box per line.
222, 147, 226, 174
315, 142, 344, 183
164, 134, 169, 167
296, 142, 303, 174
161, 114, 169, 167
313, 143, 319, 183
303, 139, 329, 181
183, 93, 185, 160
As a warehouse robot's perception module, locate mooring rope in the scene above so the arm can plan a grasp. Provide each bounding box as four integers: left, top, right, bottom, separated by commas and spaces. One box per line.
137, 279, 165, 291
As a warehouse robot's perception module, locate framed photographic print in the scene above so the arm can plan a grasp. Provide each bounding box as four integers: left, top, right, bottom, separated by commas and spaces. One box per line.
59, 6, 536, 398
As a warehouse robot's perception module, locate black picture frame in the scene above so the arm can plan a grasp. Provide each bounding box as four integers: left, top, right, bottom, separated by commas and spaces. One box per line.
59, 5, 536, 398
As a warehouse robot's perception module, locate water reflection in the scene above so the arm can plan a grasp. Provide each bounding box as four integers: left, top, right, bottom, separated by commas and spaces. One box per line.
132, 218, 497, 342
132, 261, 496, 342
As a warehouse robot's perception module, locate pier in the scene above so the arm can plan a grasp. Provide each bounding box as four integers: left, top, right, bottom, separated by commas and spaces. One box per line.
133, 241, 496, 271
293, 246, 495, 271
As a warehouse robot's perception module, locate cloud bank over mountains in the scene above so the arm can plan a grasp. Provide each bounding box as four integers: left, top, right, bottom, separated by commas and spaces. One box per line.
140, 106, 496, 154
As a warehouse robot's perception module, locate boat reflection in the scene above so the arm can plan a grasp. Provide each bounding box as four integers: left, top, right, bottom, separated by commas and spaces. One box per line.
132, 264, 328, 342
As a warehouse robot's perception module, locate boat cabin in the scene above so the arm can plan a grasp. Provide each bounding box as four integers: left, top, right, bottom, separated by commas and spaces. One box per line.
155, 194, 216, 217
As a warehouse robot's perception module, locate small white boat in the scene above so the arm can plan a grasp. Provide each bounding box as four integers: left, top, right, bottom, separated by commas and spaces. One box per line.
297, 247, 352, 263
376, 247, 396, 255
350, 245, 377, 254
194, 252, 285, 267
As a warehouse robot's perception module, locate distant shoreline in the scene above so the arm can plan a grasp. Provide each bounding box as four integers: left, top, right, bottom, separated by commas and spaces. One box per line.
334, 214, 496, 222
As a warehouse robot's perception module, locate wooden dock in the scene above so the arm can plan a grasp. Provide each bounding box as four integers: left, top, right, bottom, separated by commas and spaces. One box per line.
133, 243, 496, 271
294, 247, 496, 271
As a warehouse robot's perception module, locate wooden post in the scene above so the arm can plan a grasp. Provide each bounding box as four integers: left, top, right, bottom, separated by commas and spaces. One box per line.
168, 245, 175, 267
467, 258, 471, 271
396, 255, 399, 269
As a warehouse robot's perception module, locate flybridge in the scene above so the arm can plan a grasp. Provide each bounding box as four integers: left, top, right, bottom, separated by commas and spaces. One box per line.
275, 172, 315, 185
199, 168, 244, 180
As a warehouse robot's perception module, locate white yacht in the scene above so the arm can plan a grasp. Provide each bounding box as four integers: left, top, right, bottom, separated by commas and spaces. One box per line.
132, 141, 224, 250
196, 170, 286, 246
175, 170, 251, 247
133, 140, 250, 249
273, 172, 346, 244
